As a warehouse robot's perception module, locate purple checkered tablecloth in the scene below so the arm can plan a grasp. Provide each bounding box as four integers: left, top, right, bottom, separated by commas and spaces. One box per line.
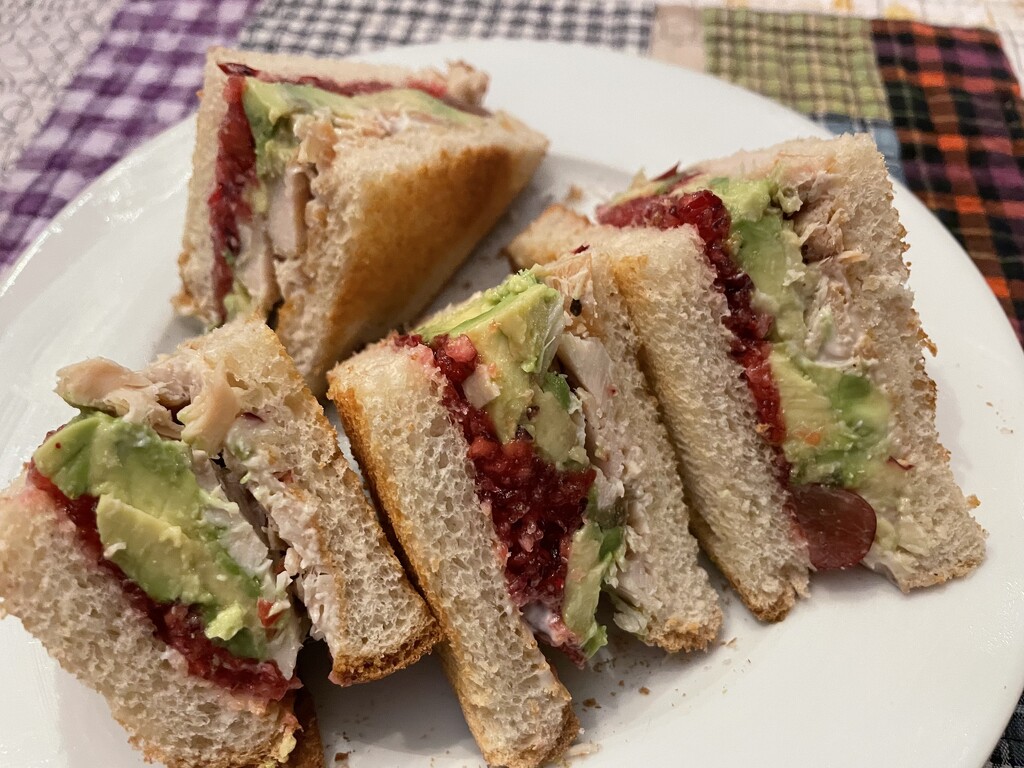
0, 0, 257, 264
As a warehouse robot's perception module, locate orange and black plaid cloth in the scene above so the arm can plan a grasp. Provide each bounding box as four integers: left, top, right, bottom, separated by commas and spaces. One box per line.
703, 11, 1024, 344
873, 21, 1024, 344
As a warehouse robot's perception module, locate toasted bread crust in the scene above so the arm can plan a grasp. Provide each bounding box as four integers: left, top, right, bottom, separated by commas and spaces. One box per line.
292, 140, 532, 391
177, 47, 548, 393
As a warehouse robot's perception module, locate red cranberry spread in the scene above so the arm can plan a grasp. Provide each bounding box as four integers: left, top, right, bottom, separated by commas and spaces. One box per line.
207, 63, 487, 321
597, 186, 875, 569
396, 334, 595, 622
27, 461, 297, 701
207, 74, 257, 322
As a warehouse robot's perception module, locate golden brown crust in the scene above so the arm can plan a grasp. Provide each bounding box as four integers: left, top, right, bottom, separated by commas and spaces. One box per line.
328, 618, 441, 686
284, 689, 325, 768
293, 142, 529, 390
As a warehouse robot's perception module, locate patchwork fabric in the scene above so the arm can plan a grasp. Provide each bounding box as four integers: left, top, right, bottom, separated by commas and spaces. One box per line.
0, 0, 123, 175
702, 9, 891, 120
0, 0, 259, 269
873, 20, 1024, 343
701, 9, 905, 179
241, 0, 654, 58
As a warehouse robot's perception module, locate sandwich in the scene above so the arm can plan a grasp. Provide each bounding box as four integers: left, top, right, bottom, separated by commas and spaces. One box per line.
176, 46, 549, 393
0, 319, 438, 768
328, 267, 720, 767
507, 134, 987, 621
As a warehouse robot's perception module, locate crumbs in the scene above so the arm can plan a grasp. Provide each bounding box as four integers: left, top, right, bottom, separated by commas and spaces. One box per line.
638, 687, 650, 696
563, 185, 584, 204
967, 494, 981, 509
582, 698, 601, 709
333, 752, 349, 763
565, 742, 600, 759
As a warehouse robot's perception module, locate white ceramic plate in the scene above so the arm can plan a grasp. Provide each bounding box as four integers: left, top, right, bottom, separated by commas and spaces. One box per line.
1, 40, 1022, 768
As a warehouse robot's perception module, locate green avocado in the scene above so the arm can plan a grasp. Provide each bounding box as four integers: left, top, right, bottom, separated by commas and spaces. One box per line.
708, 176, 895, 504
33, 411, 292, 661
417, 272, 567, 444
771, 350, 890, 487
562, 520, 624, 658
709, 177, 807, 342
242, 78, 476, 178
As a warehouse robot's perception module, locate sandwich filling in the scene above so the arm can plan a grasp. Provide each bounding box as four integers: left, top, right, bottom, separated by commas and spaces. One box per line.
598, 168, 912, 570
207, 62, 485, 324
397, 272, 625, 664
28, 407, 306, 701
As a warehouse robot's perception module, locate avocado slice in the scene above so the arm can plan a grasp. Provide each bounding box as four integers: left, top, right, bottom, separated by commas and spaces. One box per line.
33, 411, 296, 661
242, 78, 477, 178
417, 272, 567, 444
709, 177, 808, 342
562, 520, 625, 657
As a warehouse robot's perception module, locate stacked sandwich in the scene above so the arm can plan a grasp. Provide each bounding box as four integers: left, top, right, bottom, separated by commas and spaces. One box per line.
0, 320, 438, 766
0, 43, 986, 768
176, 47, 548, 392
508, 134, 986, 619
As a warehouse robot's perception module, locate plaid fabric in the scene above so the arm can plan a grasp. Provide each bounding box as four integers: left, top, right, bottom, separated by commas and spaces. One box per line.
702, 10, 890, 120
992, 698, 1024, 768
0, 0, 123, 174
0, 0, 258, 269
873, 21, 1024, 345
700, 9, 905, 180
241, 0, 653, 58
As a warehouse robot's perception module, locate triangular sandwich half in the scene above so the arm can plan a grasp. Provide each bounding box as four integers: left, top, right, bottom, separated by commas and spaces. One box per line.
507, 134, 986, 621
176, 47, 549, 392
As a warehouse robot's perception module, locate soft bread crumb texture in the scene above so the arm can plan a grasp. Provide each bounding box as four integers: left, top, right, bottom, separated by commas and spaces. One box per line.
540, 253, 722, 651
151, 320, 440, 682
177, 47, 548, 395
0, 474, 300, 768
329, 344, 578, 768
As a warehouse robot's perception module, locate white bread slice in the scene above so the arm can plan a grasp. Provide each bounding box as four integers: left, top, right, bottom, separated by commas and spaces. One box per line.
0, 473, 306, 768
507, 133, 986, 605
328, 344, 578, 768
512, 213, 810, 620
536, 253, 722, 651
177, 47, 549, 394
687, 134, 985, 587
55, 320, 439, 685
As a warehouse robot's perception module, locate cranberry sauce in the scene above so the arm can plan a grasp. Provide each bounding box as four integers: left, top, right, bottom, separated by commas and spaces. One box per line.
208, 73, 257, 322
396, 334, 596, 618
597, 188, 876, 569
597, 189, 786, 452
27, 461, 297, 701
